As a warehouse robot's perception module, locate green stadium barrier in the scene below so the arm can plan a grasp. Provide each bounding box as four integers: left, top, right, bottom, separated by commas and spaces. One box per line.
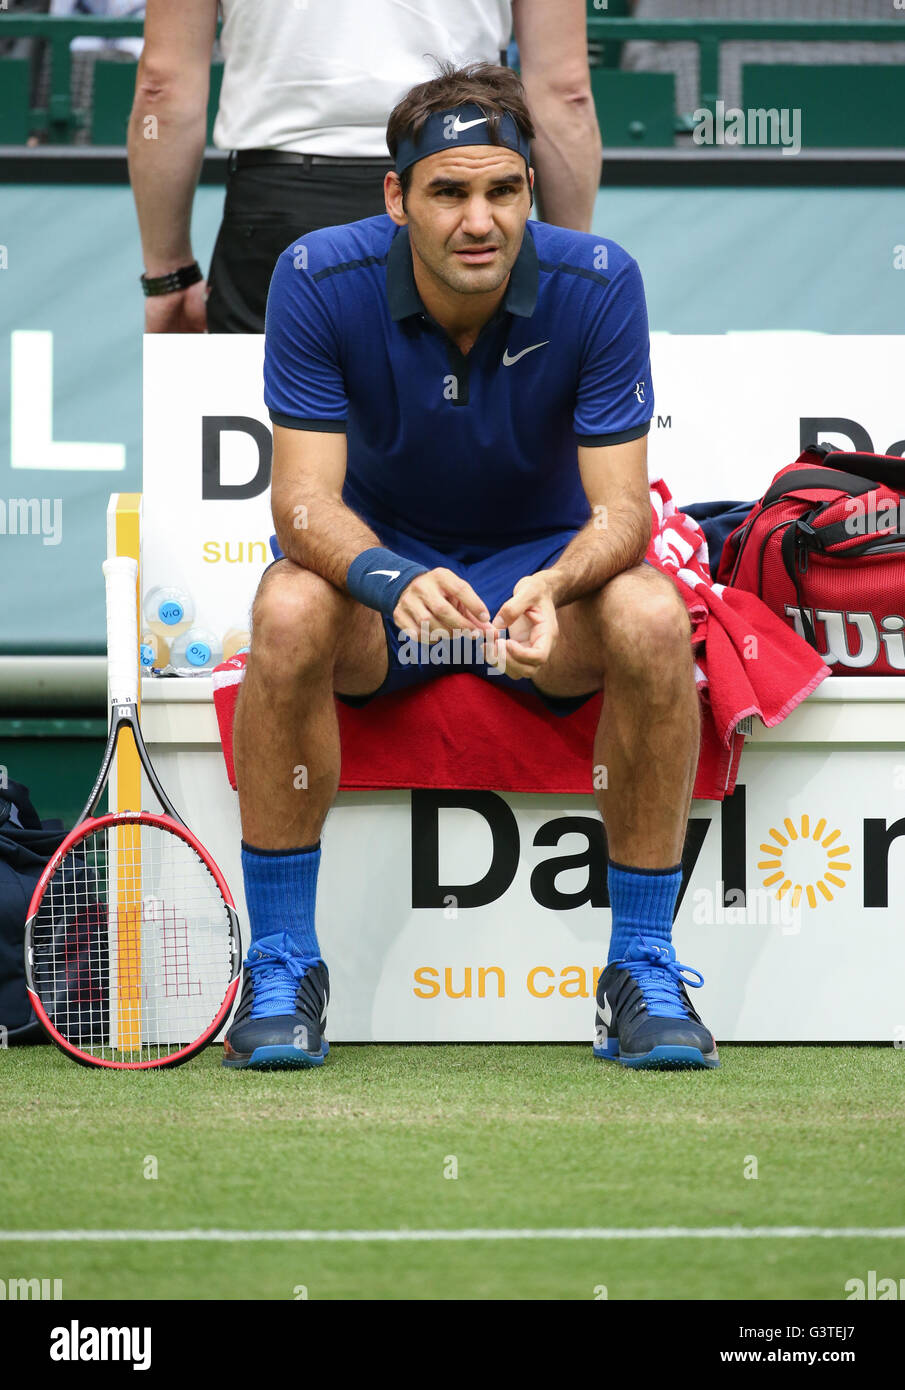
4, 16, 905, 147
1, 719, 107, 830
584, 17, 905, 127
90, 57, 138, 145
206, 64, 224, 145
590, 69, 676, 147
206, 63, 223, 144
92, 59, 224, 146
586, 0, 630, 71
741, 65, 905, 149
0, 58, 32, 145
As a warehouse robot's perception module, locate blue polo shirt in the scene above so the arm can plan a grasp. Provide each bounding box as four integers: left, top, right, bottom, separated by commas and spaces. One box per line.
264, 214, 653, 549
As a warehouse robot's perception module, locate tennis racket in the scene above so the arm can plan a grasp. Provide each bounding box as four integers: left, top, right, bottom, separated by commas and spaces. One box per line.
24, 557, 241, 1069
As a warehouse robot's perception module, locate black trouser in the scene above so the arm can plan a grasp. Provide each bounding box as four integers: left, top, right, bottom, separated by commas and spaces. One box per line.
206, 155, 394, 334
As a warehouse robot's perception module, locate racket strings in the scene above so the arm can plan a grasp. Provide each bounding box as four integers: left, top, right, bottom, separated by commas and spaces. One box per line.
31, 820, 235, 1063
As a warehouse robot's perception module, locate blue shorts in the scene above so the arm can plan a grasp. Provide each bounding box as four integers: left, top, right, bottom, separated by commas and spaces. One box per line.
270, 522, 602, 718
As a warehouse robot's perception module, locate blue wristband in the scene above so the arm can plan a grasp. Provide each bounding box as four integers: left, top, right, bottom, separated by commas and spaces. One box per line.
346, 547, 429, 618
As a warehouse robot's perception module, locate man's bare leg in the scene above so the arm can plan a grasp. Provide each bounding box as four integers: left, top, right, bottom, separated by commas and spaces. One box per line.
223, 560, 388, 1070
533, 563, 699, 864
590, 569, 699, 868
531, 564, 717, 1067
234, 559, 388, 849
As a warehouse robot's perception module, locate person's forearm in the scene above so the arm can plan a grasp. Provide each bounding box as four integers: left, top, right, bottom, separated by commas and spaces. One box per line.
273, 491, 384, 591
542, 506, 651, 609
127, 76, 207, 275
526, 89, 602, 232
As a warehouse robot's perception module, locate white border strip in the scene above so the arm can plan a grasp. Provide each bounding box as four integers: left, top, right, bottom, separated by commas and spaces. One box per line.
1, 1227, 904, 1243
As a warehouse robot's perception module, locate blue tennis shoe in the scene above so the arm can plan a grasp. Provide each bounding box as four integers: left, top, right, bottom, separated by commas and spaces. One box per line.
223, 932, 329, 1070
594, 935, 719, 1070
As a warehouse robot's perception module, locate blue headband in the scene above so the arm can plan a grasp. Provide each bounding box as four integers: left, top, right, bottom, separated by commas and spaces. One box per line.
393, 103, 531, 176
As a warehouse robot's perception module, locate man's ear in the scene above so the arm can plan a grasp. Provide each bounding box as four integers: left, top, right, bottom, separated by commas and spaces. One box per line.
528, 165, 535, 212
384, 170, 407, 225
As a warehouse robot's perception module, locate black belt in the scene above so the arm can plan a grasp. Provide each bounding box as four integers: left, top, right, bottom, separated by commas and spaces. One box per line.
229, 149, 393, 172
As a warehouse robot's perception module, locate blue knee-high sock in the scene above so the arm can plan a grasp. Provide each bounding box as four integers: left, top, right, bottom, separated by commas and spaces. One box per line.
241, 840, 322, 965
607, 859, 682, 964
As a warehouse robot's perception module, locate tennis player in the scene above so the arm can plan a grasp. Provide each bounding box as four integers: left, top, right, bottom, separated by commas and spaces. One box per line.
223, 62, 719, 1072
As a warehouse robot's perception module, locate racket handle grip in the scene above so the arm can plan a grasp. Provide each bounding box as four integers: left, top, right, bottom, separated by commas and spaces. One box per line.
103, 556, 140, 706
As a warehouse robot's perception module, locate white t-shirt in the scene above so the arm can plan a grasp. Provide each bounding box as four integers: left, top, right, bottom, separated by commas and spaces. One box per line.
214, 0, 513, 157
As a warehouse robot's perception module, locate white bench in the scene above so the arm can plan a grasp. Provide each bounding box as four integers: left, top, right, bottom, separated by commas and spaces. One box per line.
140, 674, 905, 1043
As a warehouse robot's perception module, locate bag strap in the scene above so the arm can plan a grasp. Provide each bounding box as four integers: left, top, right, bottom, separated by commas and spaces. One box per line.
818, 451, 905, 491
761, 467, 877, 509
814, 513, 905, 550
779, 519, 819, 651
0, 779, 42, 831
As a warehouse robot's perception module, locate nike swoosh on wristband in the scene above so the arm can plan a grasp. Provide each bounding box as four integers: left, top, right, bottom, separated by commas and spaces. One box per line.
367, 570, 401, 580
452, 115, 488, 133
502, 341, 550, 366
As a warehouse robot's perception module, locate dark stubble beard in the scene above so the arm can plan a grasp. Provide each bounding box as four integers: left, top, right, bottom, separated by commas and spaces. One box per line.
411, 226, 516, 298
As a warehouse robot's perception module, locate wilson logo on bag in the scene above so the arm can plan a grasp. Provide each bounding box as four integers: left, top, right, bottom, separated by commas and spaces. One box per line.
716, 444, 905, 675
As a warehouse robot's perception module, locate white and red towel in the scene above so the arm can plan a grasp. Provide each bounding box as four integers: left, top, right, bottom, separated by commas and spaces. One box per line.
212, 477, 831, 801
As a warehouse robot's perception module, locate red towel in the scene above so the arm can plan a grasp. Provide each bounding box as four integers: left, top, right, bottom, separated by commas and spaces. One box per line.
212, 478, 830, 800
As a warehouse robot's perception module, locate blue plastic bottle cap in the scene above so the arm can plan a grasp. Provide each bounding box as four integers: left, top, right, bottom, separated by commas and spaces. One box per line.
159, 600, 184, 626
140, 643, 154, 667
186, 641, 211, 667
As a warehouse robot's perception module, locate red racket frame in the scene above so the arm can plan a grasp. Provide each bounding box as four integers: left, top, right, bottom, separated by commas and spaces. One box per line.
25, 809, 241, 1070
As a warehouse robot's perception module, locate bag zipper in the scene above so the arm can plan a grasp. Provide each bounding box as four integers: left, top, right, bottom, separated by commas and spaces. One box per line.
728, 495, 798, 585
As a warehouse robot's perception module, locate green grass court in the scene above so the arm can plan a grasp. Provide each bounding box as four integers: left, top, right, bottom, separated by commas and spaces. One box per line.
1, 1044, 902, 1301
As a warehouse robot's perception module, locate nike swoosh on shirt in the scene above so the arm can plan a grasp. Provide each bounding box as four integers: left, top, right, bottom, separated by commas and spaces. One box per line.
368, 570, 400, 581
502, 341, 550, 366
452, 115, 488, 133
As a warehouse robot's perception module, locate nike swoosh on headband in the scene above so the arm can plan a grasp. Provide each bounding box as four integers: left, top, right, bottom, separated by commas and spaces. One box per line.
452, 115, 489, 133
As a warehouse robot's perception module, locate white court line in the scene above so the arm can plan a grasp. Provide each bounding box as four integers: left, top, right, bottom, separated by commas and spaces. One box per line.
0, 1227, 904, 1243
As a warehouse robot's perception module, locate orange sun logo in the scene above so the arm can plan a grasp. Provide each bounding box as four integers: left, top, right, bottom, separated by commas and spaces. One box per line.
758, 814, 851, 909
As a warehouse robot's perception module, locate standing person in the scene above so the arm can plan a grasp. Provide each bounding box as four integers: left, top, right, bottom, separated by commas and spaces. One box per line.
223, 62, 719, 1074
127, 0, 602, 333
